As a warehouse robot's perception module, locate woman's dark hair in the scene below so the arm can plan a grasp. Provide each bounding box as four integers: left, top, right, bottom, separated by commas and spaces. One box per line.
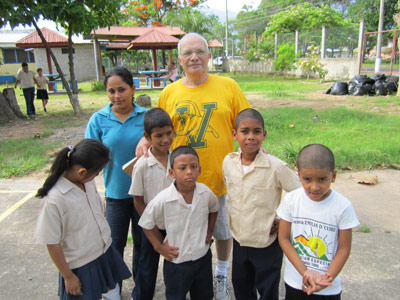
37, 139, 110, 198
103, 66, 134, 88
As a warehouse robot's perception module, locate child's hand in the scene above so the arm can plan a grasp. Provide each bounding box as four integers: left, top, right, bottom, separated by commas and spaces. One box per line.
64, 273, 83, 296
156, 240, 179, 261
205, 232, 213, 244
270, 218, 280, 235
302, 270, 332, 295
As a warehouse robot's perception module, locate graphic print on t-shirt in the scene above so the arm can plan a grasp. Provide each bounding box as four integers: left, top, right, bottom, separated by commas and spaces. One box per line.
292, 217, 338, 271
174, 100, 219, 148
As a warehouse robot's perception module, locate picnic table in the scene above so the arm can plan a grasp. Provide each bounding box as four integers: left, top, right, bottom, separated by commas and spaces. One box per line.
139, 70, 171, 88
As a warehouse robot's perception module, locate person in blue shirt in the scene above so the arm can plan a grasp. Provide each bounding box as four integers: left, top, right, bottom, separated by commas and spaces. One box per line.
85, 66, 147, 291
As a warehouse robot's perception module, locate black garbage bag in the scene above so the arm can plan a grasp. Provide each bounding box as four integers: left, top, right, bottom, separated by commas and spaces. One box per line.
351, 83, 374, 96
329, 81, 348, 95
386, 75, 399, 84
374, 80, 388, 96
348, 82, 356, 95
325, 87, 332, 94
349, 75, 375, 86
384, 81, 397, 94
371, 73, 386, 81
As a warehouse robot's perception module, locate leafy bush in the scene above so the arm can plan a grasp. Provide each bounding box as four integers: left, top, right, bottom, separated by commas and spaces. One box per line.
273, 43, 297, 73
91, 80, 106, 91
297, 45, 328, 79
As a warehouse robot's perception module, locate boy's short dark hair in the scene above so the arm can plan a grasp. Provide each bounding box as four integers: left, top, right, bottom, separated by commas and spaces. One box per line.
37, 68, 42, 72
22, 62, 28, 67
235, 108, 264, 130
297, 144, 335, 171
144, 108, 173, 136
170, 146, 199, 169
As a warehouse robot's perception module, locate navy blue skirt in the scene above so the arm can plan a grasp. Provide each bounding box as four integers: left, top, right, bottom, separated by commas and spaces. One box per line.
58, 245, 131, 300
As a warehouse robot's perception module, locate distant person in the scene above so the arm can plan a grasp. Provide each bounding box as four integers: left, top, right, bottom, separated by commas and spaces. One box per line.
129, 108, 174, 300
34, 139, 131, 300
85, 66, 147, 288
136, 32, 251, 300
35, 68, 49, 113
222, 108, 301, 300
277, 144, 360, 299
139, 146, 219, 300
167, 62, 178, 83
15, 62, 39, 117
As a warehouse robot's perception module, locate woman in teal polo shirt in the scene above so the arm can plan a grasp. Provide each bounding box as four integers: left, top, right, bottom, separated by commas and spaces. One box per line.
85, 66, 146, 286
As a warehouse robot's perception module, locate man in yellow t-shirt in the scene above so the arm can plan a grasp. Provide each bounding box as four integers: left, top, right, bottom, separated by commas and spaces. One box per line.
142, 32, 250, 300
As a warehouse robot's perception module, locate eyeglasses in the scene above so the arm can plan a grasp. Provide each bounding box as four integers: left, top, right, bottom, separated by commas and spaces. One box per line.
180, 49, 208, 58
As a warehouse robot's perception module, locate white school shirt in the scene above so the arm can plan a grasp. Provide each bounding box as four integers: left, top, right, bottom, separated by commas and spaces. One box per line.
139, 182, 219, 264
35, 75, 49, 90
16, 69, 36, 89
277, 188, 360, 295
34, 176, 112, 269
129, 147, 173, 204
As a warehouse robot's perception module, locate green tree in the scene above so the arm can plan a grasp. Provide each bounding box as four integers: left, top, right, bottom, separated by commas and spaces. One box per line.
121, 0, 205, 26
167, 7, 218, 36
0, 0, 122, 116
263, 2, 349, 36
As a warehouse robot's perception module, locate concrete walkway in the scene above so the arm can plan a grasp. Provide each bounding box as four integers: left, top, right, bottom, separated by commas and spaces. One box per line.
1, 170, 399, 299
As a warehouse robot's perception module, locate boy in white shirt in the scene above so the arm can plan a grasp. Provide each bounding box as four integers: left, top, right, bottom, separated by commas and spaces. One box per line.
222, 108, 301, 300
277, 144, 360, 299
139, 146, 219, 300
129, 108, 174, 300
35, 68, 50, 113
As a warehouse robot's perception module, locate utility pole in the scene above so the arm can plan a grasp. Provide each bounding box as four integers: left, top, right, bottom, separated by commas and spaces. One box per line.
225, 0, 228, 57
375, 0, 385, 72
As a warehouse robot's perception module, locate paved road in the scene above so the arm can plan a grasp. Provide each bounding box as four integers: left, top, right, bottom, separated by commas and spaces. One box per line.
1, 170, 399, 300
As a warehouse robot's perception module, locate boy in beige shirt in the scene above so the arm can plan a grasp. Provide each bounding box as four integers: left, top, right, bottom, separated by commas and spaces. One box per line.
222, 108, 301, 300
139, 146, 219, 300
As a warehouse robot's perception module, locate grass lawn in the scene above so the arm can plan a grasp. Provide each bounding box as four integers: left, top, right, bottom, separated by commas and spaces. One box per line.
1, 74, 399, 177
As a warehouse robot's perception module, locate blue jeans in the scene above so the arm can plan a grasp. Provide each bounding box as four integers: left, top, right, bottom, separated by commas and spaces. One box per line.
22, 87, 35, 115
105, 197, 141, 281
131, 230, 165, 300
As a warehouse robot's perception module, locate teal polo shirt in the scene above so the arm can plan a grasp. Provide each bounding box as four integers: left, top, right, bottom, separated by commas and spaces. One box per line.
85, 102, 147, 199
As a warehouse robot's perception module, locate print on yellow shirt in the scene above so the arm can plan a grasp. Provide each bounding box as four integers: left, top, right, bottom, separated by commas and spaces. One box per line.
174, 100, 219, 148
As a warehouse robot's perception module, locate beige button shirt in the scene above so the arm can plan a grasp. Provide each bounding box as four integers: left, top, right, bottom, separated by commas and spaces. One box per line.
223, 150, 301, 248
129, 147, 173, 204
16, 69, 36, 89
34, 176, 112, 269
139, 182, 219, 264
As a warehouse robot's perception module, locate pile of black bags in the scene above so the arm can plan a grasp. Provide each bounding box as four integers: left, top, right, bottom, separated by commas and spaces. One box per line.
325, 74, 398, 96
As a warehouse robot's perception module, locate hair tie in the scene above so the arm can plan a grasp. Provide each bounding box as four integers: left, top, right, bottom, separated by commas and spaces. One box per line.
67, 145, 74, 158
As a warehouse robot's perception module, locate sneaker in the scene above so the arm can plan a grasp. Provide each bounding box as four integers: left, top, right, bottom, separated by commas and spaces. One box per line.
214, 275, 230, 300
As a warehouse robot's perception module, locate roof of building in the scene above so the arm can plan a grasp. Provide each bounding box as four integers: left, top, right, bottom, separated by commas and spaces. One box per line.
127, 29, 180, 50
92, 26, 185, 42
208, 39, 223, 48
15, 27, 69, 48
0, 29, 36, 47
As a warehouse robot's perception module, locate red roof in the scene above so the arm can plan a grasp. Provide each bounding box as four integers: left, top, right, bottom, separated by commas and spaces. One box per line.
127, 29, 180, 50
106, 42, 130, 49
208, 39, 223, 48
93, 26, 185, 42
15, 27, 69, 48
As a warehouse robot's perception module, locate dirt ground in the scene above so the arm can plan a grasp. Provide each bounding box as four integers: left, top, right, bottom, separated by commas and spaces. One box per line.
1, 91, 400, 299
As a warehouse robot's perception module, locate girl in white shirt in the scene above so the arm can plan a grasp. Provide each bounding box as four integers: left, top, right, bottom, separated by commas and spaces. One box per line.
34, 139, 131, 300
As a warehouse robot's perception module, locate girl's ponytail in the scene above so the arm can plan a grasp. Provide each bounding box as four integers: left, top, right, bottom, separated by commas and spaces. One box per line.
36, 146, 72, 198
36, 139, 110, 198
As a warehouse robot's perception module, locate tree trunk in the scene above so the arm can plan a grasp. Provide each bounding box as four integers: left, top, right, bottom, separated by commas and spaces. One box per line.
0, 88, 25, 123
395, 7, 400, 96
32, 20, 82, 116
67, 30, 82, 115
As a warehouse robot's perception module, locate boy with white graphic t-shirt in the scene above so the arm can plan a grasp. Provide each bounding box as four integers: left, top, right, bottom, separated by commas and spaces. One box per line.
277, 144, 359, 300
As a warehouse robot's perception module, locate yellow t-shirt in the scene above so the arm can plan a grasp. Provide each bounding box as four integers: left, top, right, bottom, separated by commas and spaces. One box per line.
158, 74, 251, 197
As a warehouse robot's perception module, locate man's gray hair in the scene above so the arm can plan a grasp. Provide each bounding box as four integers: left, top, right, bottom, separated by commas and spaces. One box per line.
177, 32, 209, 55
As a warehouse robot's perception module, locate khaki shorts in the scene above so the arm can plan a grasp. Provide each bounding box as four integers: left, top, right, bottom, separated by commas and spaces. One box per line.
212, 194, 232, 240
